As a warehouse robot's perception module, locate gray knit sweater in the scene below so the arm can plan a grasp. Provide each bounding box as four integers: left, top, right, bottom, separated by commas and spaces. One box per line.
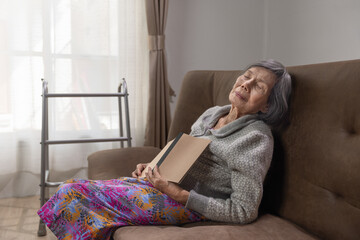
179, 105, 274, 224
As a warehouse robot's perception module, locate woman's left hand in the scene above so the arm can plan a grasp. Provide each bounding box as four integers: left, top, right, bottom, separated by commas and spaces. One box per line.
145, 166, 190, 205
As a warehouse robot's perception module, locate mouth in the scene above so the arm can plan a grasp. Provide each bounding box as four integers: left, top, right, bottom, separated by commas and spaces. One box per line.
235, 92, 247, 102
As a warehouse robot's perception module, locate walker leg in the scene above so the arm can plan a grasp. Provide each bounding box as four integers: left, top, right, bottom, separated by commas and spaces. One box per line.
37, 219, 47, 236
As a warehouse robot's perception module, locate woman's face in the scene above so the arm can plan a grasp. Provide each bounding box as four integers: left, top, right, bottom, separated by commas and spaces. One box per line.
229, 67, 276, 116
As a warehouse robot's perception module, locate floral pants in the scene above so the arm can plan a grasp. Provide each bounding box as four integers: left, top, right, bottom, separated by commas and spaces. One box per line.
37, 177, 204, 240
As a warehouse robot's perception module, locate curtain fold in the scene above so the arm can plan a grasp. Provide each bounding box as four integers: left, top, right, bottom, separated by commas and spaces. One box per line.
144, 0, 173, 148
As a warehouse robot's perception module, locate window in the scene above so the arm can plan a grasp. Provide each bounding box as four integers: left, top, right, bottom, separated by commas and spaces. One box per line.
0, 0, 148, 198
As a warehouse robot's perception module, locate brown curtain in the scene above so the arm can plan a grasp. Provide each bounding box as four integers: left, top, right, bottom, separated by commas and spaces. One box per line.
144, 0, 174, 148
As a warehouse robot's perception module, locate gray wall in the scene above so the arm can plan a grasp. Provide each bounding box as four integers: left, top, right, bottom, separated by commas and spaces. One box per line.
265, 0, 360, 65
166, 0, 360, 114
166, 0, 265, 114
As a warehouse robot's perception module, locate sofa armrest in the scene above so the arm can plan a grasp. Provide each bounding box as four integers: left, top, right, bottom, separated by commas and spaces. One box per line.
87, 147, 161, 180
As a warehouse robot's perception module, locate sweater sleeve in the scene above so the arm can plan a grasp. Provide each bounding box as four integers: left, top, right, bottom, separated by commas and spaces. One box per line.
185, 128, 273, 224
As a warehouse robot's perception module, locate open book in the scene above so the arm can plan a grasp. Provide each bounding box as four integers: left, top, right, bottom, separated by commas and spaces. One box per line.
140, 133, 211, 183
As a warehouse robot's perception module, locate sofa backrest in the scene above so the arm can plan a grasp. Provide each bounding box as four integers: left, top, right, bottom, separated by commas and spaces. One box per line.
169, 59, 360, 240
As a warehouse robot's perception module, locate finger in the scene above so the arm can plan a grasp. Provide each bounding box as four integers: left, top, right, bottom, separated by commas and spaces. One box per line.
133, 165, 139, 176
140, 163, 146, 172
131, 171, 137, 178
145, 172, 154, 186
153, 165, 161, 177
147, 167, 153, 177
136, 164, 143, 171
145, 167, 152, 181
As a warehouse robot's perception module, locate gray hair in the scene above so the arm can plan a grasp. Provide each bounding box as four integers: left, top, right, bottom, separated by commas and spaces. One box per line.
246, 59, 292, 128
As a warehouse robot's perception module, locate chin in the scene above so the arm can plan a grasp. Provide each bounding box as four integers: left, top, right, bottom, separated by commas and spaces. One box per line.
229, 94, 240, 106
229, 92, 236, 104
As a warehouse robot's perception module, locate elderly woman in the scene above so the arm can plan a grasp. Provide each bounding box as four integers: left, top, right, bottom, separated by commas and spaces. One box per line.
38, 59, 291, 239
140, 59, 291, 223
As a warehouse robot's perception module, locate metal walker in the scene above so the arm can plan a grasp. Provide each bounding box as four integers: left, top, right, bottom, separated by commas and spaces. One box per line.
37, 79, 132, 236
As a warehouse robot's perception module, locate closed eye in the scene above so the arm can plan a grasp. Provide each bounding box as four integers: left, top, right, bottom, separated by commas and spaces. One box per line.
256, 84, 266, 93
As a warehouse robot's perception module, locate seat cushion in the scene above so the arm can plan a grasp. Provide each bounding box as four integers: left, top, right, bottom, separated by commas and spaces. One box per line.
113, 214, 319, 240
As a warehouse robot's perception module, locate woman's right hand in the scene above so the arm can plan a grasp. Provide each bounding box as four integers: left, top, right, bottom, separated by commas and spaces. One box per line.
132, 163, 148, 178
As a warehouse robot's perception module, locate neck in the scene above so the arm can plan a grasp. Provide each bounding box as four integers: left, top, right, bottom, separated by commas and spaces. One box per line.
214, 105, 243, 129
226, 105, 243, 122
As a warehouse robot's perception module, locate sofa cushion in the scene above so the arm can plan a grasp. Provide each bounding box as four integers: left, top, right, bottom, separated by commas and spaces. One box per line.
113, 214, 319, 240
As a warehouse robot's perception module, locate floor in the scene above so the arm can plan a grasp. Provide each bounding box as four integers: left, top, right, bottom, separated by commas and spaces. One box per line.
0, 196, 57, 239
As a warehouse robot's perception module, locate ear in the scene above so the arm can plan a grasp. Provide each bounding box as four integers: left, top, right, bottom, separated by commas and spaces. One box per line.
260, 104, 269, 113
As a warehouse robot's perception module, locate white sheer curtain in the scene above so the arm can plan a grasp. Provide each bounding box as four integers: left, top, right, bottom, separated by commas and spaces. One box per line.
0, 0, 149, 198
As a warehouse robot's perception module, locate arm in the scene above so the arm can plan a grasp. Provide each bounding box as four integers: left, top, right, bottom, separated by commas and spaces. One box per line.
186, 129, 273, 223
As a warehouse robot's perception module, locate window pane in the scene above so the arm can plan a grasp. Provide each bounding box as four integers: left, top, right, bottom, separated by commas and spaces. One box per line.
51, 58, 120, 133
53, 0, 72, 54
53, 58, 119, 92
10, 56, 43, 130
4, 0, 43, 52
53, 0, 118, 56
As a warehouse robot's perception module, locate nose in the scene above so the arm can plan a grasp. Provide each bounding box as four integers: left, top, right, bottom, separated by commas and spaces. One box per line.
241, 80, 251, 92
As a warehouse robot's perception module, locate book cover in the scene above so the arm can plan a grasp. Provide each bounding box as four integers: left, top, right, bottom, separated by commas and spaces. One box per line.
140, 133, 211, 183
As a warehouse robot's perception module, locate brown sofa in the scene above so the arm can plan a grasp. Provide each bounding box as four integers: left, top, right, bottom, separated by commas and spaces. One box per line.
88, 59, 360, 240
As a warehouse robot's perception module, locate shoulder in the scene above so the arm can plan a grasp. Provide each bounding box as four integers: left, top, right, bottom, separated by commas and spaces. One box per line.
229, 120, 274, 154
246, 120, 273, 139
226, 118, 273, 141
